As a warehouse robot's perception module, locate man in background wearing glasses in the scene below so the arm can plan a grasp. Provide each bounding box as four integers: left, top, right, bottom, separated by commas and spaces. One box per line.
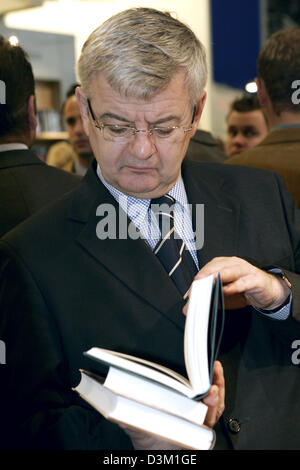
1, 7, 300, 451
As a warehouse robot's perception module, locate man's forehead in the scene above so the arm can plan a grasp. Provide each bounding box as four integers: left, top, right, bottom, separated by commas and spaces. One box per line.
228, 110, 264, 124
89, 70, 189, 102
87, 71, 191, 122
64, 95, 81, 116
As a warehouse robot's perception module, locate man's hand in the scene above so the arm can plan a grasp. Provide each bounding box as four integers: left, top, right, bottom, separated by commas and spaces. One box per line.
194, 256, 291, 311
202, 360, 225, 428
120, 425, 186, 450
120, 360, 225, 450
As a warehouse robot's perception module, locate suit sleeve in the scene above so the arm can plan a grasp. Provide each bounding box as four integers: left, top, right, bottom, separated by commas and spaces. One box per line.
0, 241, 133, 450
274, 172, 300, 323
252, 172, 300, 344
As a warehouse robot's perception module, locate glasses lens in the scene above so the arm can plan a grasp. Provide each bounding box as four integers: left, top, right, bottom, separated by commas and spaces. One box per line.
103, 125, 132, 142
101, 125, 190, 142
153, 127, 186, 142
153, 127, 176, 139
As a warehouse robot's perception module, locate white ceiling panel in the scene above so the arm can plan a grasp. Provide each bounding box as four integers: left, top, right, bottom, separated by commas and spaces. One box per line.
0, 0, 45, 15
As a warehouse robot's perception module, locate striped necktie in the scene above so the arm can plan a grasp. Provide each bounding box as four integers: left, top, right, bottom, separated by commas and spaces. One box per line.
150, 194, 198, 299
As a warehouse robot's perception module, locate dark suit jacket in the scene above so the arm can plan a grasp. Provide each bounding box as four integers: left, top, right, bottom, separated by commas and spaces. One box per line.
226, 127, 300, 207
185, 129, 227, 163
0, 149, 81, 237
0, 160, 300, 450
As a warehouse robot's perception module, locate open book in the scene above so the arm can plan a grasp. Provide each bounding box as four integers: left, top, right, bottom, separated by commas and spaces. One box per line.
74, 274, 224, 450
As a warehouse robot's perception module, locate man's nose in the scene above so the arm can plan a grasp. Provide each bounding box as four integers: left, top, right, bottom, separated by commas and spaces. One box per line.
128, 131, 157, 159
232, 132, 246, 147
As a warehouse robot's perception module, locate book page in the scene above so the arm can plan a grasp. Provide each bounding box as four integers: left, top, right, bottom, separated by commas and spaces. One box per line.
85, 348, 193, 396
105, 367, 208, 424
85, 273, 219, 398
184, 275, 214, 395
75, 371, 215, 450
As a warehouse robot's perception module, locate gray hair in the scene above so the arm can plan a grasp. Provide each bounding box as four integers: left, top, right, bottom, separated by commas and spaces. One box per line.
77, 7, 207, 105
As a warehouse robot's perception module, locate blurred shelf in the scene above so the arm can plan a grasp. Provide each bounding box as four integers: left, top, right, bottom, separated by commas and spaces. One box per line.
35, 131, 68, 141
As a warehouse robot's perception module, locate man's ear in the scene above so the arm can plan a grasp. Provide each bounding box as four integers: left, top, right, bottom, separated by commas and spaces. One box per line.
191, 91, 207, 137
76, 86, 90, 136
256, 77, 268, 108
27, 94, 37, 133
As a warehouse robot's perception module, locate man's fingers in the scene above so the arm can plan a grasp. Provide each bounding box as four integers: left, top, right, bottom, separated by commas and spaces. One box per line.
203, 384, 219, 407
213, 360, 224, 386
203, 361, 225, 428
195, 256, 250, 280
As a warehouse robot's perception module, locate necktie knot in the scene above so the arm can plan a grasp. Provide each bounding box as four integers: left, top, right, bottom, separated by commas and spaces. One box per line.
150, 194, 175, 208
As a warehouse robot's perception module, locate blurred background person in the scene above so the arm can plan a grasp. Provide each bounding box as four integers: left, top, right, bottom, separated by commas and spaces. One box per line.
0, 36, 80, 238
227, 28, 300, 207
185, 128, 227, 163
46, 140, 76, 172
225, 95, 268, 158
47, 83, 94, 175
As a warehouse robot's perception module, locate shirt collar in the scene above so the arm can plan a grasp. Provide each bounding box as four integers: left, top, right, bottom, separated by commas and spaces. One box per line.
96, 163, 188, 210
272, 123, 300, 131
95, 163, 197, 266
0, 143, 28, 152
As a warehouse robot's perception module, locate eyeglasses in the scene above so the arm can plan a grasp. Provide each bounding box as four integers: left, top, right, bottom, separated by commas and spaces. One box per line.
87, 99, 196, 143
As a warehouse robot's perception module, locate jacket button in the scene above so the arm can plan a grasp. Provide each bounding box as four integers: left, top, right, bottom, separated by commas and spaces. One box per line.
227, 418, 241, 434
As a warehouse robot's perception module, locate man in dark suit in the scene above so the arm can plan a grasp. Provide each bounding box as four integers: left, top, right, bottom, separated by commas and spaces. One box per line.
0, 36, 80, 238
0, 8, 300, 451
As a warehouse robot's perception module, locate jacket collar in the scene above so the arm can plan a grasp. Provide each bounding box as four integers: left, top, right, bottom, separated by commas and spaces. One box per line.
0, 143, 28, 152
0, 148, 44, 169
257, 126, 300, 147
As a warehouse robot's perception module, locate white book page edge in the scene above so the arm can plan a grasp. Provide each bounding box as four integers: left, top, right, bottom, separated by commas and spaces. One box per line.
105, 367, 208, 425
184, 275, 214, 393
85, 348, 193, 395
75, 372, 214, 450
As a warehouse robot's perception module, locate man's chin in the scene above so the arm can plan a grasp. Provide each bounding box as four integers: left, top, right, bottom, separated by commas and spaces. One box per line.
229, 150, 243, 158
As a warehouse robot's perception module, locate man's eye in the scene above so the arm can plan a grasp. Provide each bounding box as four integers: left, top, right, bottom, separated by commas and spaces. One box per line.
66, 118, 76, 126
244, 129, 257, 137
106, 125, 130, 135
154, 127, 174, 137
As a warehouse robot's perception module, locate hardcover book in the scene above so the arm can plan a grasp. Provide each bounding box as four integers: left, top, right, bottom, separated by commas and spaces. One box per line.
74, 273, 224, 450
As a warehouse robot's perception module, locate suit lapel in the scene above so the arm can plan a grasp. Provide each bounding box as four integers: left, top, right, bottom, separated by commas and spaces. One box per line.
69, 162, 185, 330
182, 162, 240, 267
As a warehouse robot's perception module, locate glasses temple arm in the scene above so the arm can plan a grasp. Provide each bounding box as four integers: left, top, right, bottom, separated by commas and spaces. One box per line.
87, 98, 97, 123
191, 105, 196, 124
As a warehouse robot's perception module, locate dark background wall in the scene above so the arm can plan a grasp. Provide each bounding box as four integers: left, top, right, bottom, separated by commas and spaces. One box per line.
210, 0, 300, 90
210, 0, 261, 89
